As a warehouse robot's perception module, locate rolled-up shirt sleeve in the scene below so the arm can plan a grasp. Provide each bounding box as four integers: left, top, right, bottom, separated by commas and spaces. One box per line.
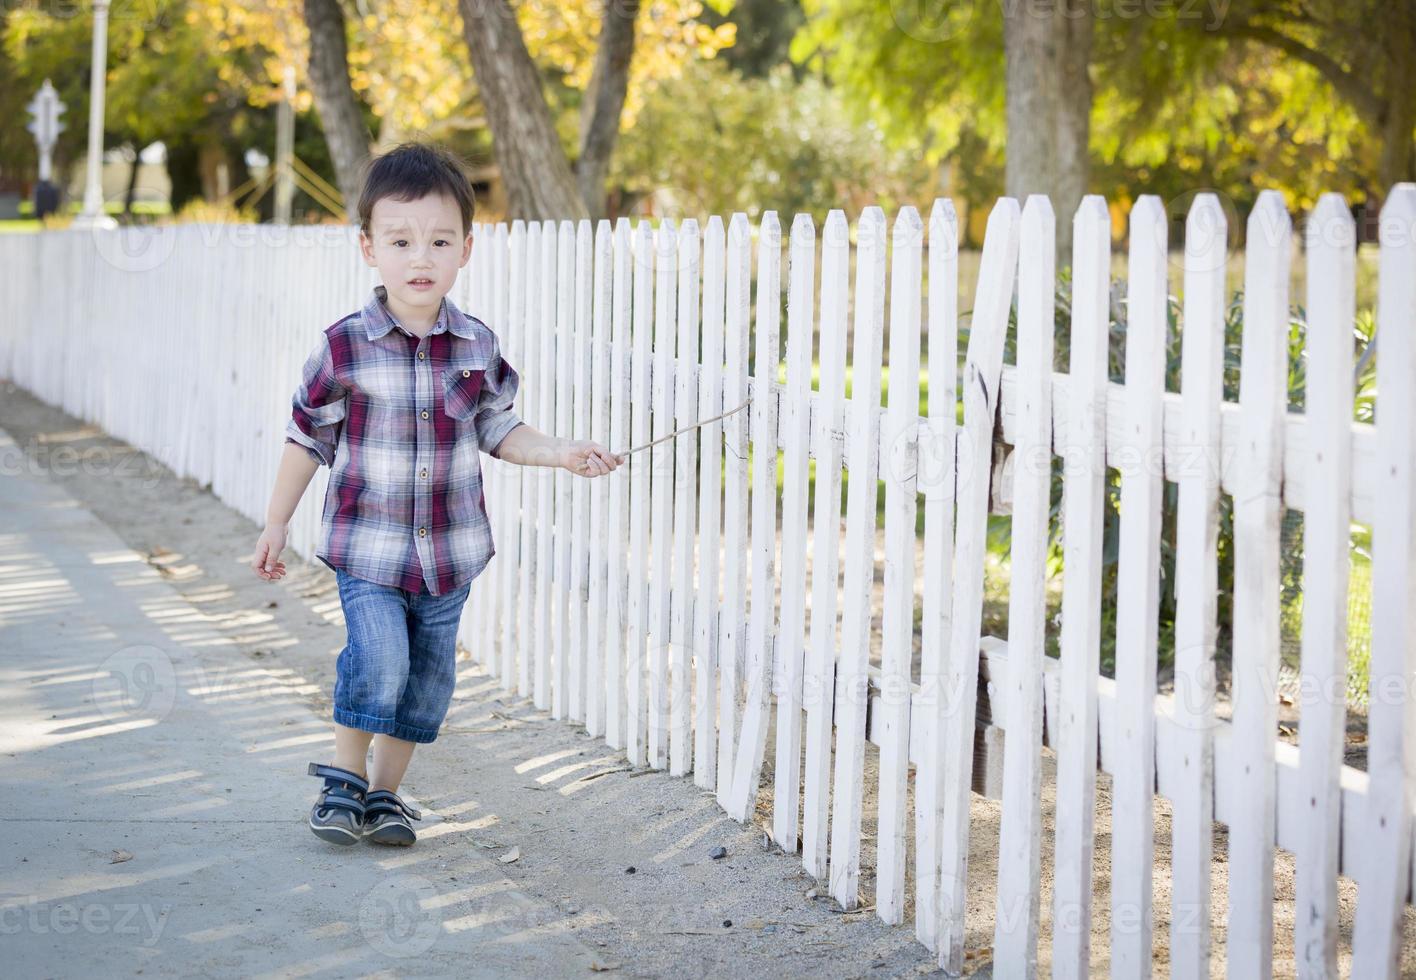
475, 332, 526, 457
284, 332, 348, 467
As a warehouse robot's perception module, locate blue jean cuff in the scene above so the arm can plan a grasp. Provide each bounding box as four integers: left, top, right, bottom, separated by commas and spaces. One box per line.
333, 706, 441, 744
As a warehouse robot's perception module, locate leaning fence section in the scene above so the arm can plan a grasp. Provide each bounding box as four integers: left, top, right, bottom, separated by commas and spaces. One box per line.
1, 185, 1413, 974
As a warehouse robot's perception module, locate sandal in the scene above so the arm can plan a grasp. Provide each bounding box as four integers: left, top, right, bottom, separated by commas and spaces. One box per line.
307, 762, 369, 846
361, 788, 422, 846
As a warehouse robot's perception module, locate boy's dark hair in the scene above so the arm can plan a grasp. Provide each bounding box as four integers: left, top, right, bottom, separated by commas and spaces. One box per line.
356, 142, 476, 237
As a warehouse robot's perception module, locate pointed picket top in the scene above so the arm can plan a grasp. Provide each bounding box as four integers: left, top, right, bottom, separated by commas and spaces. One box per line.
1022, 193, 1055, 240
892, 205, 923, 253
511, 218, 526, 236
729, 211, 750, 244
859, 204, 887, 252
823, 208, 848, 251
1184, 193, 1228, 276
706, 213, 724, 239
1072, 193, 1109, 237
928, 198, 958, 255
1129, 194, 1166, 253
759, 210, 781, 250
790, 213, 816, 263
1379, 182, 1416, 242
1245, 189, 1290, 254
1307, 192, 1356, 253
596, 217, 612, 241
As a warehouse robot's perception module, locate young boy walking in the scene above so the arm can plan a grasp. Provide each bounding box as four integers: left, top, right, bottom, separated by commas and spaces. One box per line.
250, 142, 622, 847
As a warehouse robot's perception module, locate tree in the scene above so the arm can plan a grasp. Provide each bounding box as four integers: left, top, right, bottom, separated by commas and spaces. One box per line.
302, 0, 370, 219
1203, 0, 1415, 196
1004, 0, 1092, 260
458, 0, 587, 219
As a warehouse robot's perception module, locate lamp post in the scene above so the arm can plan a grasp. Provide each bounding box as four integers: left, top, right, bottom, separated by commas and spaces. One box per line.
74, 0, 116, 229
26, 79, 65, 219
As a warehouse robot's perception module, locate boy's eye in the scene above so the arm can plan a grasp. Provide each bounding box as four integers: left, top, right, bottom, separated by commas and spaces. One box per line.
435, 239, 449, 247
393, 240, 408, 247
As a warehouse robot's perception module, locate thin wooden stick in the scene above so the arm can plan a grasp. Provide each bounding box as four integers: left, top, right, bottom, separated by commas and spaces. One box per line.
613, 397, 749, 457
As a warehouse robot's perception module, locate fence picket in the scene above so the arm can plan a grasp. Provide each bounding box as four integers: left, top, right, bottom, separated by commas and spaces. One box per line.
726, 211, 782, 820
803, 209, 850, 881
648, 219, 679, 770
625, 220, 655, 766
587, 218, 614, 738
1351, 183, 1416, 978
553, 220, 577, 721
570, 220, 594, 723
717, 213, 753, 806
828, 205, 888, 908
1294, 193, 1355, 980
1226, 190, 1290, 978
1051, 196, 1112, 978
694, 215, 727, 789
771, 213, 817, 850
502, 220, 527, 696
534, 220, 558, 711
671, 219, 702, 777
518, 220, 543, 701
1170, 194, 1227, 978
914, 199, 961, 952
1106, 196, 1170, 977
603, 217, 634, 749
993, 194, 1056, 976
934, 198, 1021, 973
876, 207, 923, 923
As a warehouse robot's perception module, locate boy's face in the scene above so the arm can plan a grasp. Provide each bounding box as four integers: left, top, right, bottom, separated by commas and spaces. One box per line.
358, 192, 472, 315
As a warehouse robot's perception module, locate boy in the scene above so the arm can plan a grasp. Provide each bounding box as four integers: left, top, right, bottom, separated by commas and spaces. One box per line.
250, 142, 623, 847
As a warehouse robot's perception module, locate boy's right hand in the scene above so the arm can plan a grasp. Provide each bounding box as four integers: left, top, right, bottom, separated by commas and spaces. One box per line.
251, 523, 289, 581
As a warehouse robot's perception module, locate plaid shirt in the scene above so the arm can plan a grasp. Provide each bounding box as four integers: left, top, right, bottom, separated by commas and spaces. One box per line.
284, 284, 525, 596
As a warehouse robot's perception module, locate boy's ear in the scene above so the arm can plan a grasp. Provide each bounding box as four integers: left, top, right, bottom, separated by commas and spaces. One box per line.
459, 230, 473, 267
358, 229, 377, 267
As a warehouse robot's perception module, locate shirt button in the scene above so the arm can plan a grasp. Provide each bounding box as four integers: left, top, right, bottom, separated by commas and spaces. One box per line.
418, 527, 427, 537
421, 409, 429, 419
418, 351, 426, 360
420, 468, 428, 478
462, 369, 471, 377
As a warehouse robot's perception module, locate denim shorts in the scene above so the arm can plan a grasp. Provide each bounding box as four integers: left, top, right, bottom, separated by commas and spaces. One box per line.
331, 567, 473, 744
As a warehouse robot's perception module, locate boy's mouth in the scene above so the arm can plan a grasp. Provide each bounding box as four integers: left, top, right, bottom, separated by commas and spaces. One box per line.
407, 278, 435, 289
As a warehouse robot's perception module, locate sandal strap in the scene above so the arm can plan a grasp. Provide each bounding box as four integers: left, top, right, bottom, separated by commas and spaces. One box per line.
314, 786, 366, 815
307, 762, 370, 794
364, 789, 421, 822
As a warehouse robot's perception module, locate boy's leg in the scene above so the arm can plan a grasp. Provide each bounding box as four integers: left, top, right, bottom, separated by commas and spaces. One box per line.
331, 568, 413, 741
386, 579, 474, 753
369, 734, 417, 792
334, 723, 375, 778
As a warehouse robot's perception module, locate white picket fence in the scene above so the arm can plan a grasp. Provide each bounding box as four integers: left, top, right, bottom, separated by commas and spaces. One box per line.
1, 186, 1413, 976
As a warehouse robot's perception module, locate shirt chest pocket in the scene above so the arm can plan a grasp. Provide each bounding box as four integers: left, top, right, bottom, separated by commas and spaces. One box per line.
442, 361, 490, 421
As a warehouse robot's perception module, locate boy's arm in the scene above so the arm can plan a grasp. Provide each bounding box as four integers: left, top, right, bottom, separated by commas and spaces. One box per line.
489, 422, 563, 467
267, 442, 320, 526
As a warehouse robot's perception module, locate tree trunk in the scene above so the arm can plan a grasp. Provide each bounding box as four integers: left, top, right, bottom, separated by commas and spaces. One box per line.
459, 0, 589, 220
303, 0, 371, 222
123, 144, 140, 216
1054, 0, 1093, 256
1004, 0, 1093, 265
577, 0, 640, 219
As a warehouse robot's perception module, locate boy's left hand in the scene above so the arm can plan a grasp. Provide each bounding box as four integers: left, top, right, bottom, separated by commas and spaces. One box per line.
561, 439, 625, 477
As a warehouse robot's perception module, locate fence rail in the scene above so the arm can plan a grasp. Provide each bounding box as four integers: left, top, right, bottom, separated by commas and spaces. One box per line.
2, 186, 1413, 976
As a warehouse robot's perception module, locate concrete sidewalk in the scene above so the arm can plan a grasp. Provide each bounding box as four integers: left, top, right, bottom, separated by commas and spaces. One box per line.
0, 427, 608, 978
0, 380, 940, 980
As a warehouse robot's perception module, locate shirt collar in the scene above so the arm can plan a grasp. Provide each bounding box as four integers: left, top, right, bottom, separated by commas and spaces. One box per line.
363, 284, 477, 341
